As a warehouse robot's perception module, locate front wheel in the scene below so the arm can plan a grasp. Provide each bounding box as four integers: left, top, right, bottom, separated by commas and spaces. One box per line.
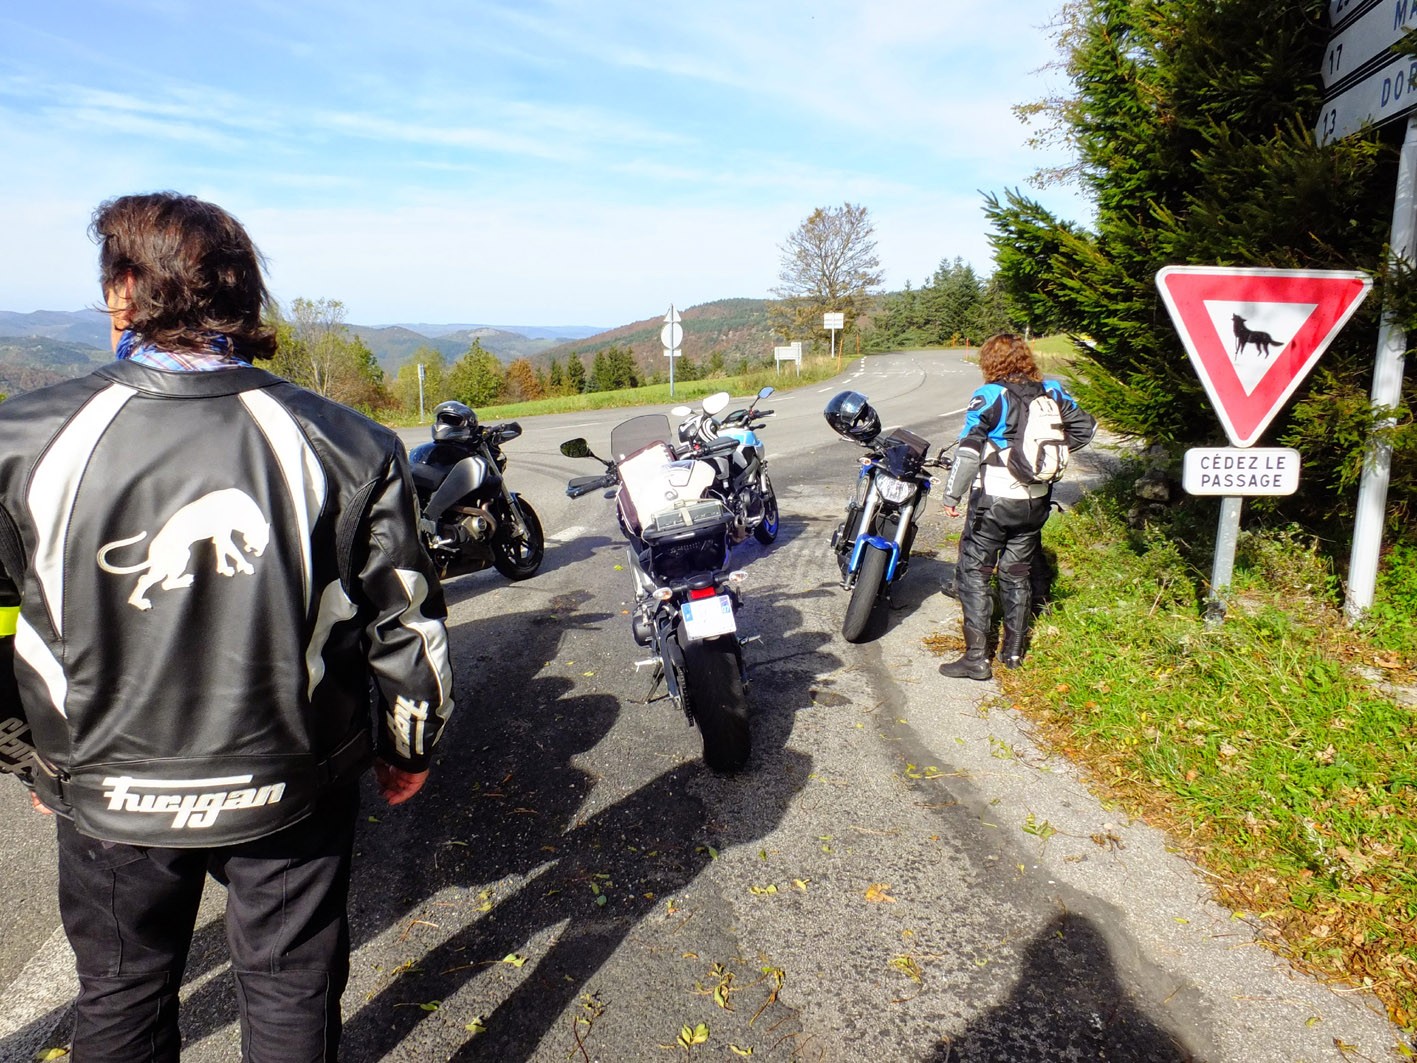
678, 630, 750, 772
491, 497, 545, 580
842, 543, 889, 643
752, 475, 779, 545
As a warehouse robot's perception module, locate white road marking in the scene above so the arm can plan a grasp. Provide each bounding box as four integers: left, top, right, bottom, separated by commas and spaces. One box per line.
545, 524, 589, 544
0, 926, 77, 1050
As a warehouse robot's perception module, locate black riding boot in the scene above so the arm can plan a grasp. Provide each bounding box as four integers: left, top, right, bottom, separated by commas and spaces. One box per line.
939, 625, 993, 680
999, 577, 1032, 669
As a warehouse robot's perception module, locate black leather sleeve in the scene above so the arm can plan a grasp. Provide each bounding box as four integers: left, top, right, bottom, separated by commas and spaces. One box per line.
354, 445, 455, 772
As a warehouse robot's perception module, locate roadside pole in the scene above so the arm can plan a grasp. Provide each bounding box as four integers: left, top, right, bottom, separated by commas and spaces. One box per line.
417, 361, 426, 422
1346, 115, 1417, 621
661, 305, 683, 398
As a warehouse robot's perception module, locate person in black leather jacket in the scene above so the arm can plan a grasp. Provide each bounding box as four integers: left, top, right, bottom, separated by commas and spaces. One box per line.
0, 193, 454, 1062
937, 333, 1095, 680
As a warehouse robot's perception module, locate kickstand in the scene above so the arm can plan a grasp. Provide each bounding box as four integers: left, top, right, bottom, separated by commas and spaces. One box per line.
642, 665, 667, 704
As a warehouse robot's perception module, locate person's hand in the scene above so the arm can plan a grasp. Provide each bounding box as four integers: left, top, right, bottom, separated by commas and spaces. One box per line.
944, 504, 960, 518
374, 760, 428, 805
30, 792, 52, 815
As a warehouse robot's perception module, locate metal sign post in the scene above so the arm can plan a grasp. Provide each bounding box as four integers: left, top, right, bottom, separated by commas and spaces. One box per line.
417, 361, 426, 422
1347, 114, 1417, 620
1314, 3, 1417, 620
661, 305, 683, 397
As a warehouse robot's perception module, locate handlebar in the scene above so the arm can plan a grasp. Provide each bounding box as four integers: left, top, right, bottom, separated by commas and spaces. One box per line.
566, 473, 616, 499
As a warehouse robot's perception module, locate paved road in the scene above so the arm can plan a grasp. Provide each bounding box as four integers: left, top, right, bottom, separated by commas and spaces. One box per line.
0, 351, 1401, 1061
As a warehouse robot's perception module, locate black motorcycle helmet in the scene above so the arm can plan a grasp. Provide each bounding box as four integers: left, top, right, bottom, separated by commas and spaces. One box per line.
433, 400, 477, 442
823, 390, 880, 443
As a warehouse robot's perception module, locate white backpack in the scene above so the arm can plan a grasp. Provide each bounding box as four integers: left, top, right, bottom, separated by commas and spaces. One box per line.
1004, 383, 1069, 485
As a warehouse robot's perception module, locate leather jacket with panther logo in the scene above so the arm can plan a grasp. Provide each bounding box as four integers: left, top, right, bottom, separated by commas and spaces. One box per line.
0, 359, 454, 846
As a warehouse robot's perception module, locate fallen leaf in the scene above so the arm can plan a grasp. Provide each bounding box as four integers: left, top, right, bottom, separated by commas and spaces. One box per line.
748, 884, 778, 895
465, 1017, 487, 1036
1315, 744, 1336, 765
730, 1046, 754, 1057
889, 954, 922, 983
501, 953, 527, 968
864, 883, 896, 904
582, 671, 595, 677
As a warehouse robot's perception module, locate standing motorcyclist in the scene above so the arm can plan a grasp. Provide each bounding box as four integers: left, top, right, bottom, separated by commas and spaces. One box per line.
938, 333, 1095, 679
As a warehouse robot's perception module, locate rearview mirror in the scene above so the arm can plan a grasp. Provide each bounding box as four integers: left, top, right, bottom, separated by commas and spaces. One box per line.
560, 438, 592, 459
757, 386, 774, 400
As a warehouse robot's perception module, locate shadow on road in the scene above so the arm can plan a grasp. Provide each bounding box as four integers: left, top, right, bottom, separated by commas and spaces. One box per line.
159, 531, 830, 1060
926, 912, 1196, 1063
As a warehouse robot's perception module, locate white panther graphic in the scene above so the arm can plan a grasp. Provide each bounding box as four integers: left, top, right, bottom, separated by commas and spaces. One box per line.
96, 488, 272, 611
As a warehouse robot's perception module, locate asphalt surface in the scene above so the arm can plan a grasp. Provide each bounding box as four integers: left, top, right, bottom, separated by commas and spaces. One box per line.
0, 349, 1403, 1061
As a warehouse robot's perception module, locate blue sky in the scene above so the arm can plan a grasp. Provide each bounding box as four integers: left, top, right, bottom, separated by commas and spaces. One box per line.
0, 1, 1090, 328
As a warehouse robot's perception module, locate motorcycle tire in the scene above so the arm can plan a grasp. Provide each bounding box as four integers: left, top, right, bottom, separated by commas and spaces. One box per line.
491, 497, 545, 581
677, 630, 750, 773
842, 543, 889, 643
753, 475, 779, 545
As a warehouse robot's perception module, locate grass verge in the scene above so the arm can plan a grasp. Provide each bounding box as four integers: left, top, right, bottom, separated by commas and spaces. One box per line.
981, 465, 1417, 1029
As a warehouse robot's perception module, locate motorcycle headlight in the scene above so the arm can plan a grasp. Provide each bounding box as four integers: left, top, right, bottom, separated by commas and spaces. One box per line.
873, 473, 915, 504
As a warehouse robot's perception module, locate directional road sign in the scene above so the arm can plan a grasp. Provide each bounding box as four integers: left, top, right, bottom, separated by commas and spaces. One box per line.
1155, 266, 1372, 447
660, 321, 683, 351
1321, 0, 1417, 90
1318, 51, 1417, 142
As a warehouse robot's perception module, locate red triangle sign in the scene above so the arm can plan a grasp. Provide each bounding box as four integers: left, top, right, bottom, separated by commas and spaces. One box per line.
1155, 266, 1371, 447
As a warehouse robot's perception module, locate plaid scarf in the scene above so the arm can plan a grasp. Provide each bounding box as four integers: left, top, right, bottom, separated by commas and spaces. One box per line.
115, 330, 246, 372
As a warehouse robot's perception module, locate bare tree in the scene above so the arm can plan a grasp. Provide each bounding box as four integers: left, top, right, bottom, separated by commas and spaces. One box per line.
772, 203, 884, 338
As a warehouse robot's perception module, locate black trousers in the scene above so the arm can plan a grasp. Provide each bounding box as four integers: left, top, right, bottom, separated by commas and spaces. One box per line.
957, 493, 1052, 641
56, 783, 359, 1063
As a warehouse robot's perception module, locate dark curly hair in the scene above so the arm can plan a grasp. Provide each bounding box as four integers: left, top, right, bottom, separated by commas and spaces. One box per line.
90, 192, 277, 360
977, 333, 1042, 384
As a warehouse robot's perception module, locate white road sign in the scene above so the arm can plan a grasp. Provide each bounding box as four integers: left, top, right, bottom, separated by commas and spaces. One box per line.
660, 321, 683, 350
1183, 447, 1302, 496
823, 312, 844, 330
664, 306, 681, 324
1330, 0, 1374, 30
1322, 0, 1417, 90
1318, 50, 1417, 142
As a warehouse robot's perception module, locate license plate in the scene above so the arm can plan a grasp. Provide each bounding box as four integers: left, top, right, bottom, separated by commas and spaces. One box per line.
681, 595, 736, 640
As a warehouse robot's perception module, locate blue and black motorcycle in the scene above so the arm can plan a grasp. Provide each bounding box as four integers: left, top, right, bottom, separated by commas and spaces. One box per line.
823, 390, 950, 642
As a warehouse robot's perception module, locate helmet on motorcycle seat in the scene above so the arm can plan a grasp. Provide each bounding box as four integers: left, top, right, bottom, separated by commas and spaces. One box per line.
823, 391, 880, 443
433, 400, 477, 442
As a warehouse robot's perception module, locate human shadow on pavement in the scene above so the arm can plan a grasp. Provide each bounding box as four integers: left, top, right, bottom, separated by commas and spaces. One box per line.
330, 586, 823, 1060
926, 912, 1196, 1063
166, 524, 830, 1059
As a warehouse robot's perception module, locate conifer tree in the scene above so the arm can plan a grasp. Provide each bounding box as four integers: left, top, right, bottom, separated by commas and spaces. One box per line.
986, 0, 1414, 528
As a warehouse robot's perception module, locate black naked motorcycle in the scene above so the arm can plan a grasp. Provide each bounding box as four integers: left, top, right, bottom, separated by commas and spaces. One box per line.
823, 390, 950, 642
409, 400, 545, 582
561, 413, 751, 772
671, 386, 779, 545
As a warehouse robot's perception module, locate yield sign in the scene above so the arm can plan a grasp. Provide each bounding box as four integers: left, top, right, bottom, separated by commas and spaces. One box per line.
1155, 266, 1371, 446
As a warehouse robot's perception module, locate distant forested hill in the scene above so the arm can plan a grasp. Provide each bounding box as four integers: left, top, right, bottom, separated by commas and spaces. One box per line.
539, 298, 780, 374
337, 326, 561, 373
0, 335, 109, 395
0, 309, 111, 349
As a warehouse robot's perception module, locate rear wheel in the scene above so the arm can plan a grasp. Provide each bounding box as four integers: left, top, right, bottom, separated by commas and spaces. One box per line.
491, 497, 545, 580
753, 475, 779, 544
842, 543, 889, 643
678, 630, 750, 772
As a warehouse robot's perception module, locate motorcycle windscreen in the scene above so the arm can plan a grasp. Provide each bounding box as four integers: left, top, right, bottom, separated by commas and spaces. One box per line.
610, 414, 673, 462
